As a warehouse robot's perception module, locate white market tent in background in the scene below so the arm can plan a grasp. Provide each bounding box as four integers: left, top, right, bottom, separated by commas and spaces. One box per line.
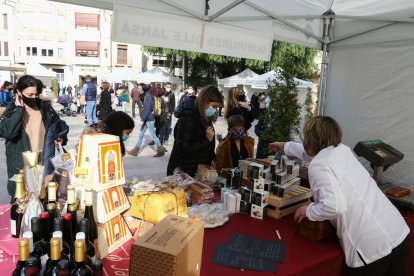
218, 68, 258, 88
51, 0, 414, 186
136, 67, 182, 84
249, 70, 312, 90
22, 62, 56, 87
101, 66, 141, 82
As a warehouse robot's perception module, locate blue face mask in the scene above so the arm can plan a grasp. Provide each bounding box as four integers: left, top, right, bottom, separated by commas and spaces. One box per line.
204, 106, 216, 117
122, 134, 129, 142
230, 130, 246, 140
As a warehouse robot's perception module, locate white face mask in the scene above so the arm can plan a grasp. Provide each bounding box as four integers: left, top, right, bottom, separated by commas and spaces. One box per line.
166, 87, 171, 92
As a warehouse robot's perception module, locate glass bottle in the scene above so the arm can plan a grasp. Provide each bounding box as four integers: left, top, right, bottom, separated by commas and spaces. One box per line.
39, 211, 50, 256
46, 203, 57, 239
48, 182, 57, 205
22, 231, 41, 270
24, 256, 40, 276
71, 239, 93, 276
91, 259, 103, 276
12, 238, 30, 276
57, 259, 70, 276
62, 213, 74, 262
84, 188, 97, 245
79, 219, 96, 259
31, 217, 47, 259
44, 237, 62, 276
67, 205, 79, 241
66, 185, 76, 209
54, 218, 70, 258
10, 170, 26, 238
75, 232, 91, 267
52, 231, 70, 262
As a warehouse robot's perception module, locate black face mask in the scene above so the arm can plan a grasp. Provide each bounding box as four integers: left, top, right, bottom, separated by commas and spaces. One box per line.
22, 95, 41, 108
238, 94, 246, 102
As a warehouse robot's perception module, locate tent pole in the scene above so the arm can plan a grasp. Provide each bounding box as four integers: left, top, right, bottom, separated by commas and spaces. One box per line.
317, 13, 334, 115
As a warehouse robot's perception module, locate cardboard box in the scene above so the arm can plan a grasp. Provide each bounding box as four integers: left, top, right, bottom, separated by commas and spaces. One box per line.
250, 204, 268, 220
224, 192, 241, 214
271, 177, 301, 197
238, 187, 252, 203
247, 163, 264, 179
130, 215, 204, 276
93, 185, 130, 223
252, 178, 265, 193
251, 191, 269, 207
220, 187, 238, 203
97, 214, 132, 258
272, 164, 300, 184
239, 200, 252, 215
129, 189, 188, 225
72, 134, 125, 191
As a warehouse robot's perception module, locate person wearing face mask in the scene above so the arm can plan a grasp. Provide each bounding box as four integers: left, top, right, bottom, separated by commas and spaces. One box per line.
163, 82, 175, 144
268, 116, 410, 276
167, 85, 223, 176
0, 81, 14, 107
215, 115, 254, 176
82, 111, 134, 156
225, 87, 254, 132
0, 75, 59, 201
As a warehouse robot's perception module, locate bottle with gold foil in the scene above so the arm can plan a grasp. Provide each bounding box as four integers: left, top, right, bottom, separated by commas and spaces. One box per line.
10, 169, 26, 238
45, 237, 62, 275
12, 238, 30, 275
84, 188, 97, 244
48, 182, 57, 205
71, 239, 93, 275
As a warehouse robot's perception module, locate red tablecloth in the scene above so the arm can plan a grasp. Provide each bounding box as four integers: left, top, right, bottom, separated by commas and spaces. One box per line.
1, 204, 414, 275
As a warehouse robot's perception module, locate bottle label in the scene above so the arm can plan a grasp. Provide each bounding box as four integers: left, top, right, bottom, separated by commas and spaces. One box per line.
105, 149, 118, 182
10, 219, 16, 236
86, 191, 93, 206
67, 188, 75, 204
48, 185, 56, 201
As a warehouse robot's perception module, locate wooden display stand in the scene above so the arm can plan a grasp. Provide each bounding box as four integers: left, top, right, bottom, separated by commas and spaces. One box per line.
267, 186, 312, 219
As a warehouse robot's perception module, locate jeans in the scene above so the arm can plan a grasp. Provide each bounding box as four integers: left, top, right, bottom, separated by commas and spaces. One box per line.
165, 115, 173, 140
135, 120, 161, 148
131, 99, 140, 118
86, 101, 98, 124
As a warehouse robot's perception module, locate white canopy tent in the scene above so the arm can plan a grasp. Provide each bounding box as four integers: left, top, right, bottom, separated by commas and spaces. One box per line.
21, 62, 56, 87
136, 67, 182, 84
218, 68, 258, 88
51, 0, 414, 185
101, 66, 141, 82
249, 70, 312, 90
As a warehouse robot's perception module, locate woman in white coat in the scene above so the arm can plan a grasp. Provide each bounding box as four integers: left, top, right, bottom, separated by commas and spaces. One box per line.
269, 116, 410, 276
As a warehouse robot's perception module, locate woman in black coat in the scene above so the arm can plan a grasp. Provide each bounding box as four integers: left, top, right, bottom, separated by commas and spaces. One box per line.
167, 85, 223, 176
225, 87, 254, 132
97, 81, 113, 121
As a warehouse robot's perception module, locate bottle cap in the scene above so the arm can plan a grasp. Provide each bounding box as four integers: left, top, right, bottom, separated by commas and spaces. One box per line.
30, 217, 41, 232
62, 213, 72, 221
50, 237, 61, 261
39, 211, 49, 219
53, 217, 63, 231
18, 238, 30, 261
47, 203, 56, 211
22, 231, 33, 253
76, 232, 85, 240
52, 231, 63, 239
79, 218, 89, 232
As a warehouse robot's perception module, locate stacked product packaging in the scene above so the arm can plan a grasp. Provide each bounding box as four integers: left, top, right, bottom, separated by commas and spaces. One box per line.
72, 133, 132, 258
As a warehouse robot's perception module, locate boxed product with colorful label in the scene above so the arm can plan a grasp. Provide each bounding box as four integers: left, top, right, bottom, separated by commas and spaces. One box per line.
247, 163, 264, 179
97, 214, 132, 258
251, 204, 268, 220
251, 191, 269, 207
72, 133, 125, 191
93, 185, 130, 223
130, 215, 204, 276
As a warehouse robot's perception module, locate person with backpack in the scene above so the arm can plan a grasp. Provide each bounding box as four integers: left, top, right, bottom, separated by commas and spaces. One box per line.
127, 84, 165, 158
1, 81, 14, 107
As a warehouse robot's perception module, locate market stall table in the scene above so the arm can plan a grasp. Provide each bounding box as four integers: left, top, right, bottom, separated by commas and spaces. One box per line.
1, 204, 414, 275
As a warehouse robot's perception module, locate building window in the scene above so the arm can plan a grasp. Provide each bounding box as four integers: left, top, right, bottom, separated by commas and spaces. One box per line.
4, 41, 7, 56
3, 14, 7, 30
58, 48, 63, 57
75, 41, 99, 57
42, 49, 47, 56
75, 13, 100, 29
152, 56, 167, 67
117, 44, 127, 64
27, 47, 37, 56
48, 49, 53, 56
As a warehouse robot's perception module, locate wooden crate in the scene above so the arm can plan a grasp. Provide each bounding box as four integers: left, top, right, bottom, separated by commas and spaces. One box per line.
268, 199, 310, 220
268, 186, 311, 208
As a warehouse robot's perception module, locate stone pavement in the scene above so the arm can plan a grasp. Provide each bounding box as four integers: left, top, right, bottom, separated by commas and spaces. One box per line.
0, 104, 258, 204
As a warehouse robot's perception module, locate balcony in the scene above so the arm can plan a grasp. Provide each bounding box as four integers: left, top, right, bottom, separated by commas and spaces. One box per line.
73, 56, 101, 66
15, 55, 67, 65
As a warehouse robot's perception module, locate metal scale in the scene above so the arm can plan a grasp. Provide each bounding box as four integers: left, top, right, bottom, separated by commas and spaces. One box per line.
354, 140, 414, 209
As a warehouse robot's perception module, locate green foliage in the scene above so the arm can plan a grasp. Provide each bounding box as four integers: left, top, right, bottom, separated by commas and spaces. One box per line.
304, 87, 314, 120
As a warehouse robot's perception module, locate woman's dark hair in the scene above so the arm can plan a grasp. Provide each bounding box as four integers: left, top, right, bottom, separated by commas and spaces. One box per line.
303, 116, 342, 156
158, 88, 166, 97
16, 75, 43, 94
139, 83, 150, 92
193, 85, 223, 125
103, 111, 135, 155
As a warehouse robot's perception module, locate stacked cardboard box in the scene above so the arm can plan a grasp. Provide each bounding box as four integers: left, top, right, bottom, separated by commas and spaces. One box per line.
72, 133, 132, 258
237, 162, 269, 220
